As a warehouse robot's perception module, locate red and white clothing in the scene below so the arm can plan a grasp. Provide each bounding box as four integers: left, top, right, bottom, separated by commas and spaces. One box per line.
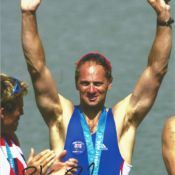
0, 135, 27, 175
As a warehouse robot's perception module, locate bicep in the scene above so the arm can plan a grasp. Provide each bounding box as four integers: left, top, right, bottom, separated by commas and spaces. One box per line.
113, 66, 162, 128
30, 65, 63, 122
128, 67, 163, 125
31, 66, 74, 124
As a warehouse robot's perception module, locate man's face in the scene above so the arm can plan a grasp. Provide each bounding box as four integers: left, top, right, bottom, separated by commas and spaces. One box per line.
76, 61, 112, 107
1, 96, 24, 134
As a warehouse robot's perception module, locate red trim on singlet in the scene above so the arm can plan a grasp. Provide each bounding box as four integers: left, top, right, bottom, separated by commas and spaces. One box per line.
120, 160, 124, 174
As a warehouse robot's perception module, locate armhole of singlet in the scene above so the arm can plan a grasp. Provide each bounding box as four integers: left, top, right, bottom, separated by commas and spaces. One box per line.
64, 105, 78, 141
108, 108, 133, 172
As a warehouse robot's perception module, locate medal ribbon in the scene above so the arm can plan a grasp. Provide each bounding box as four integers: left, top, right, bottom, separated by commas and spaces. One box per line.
5, 140, 17, 174
79, 107, 107, 175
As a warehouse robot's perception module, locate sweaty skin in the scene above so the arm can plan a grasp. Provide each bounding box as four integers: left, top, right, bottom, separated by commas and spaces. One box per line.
21, 0, 173, 173
162, 116, 175, 175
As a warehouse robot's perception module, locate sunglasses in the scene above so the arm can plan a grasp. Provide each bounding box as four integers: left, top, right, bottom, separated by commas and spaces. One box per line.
11, 78, 22, 95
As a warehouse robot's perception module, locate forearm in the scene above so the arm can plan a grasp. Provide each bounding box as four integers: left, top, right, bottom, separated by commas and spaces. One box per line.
147, 0, 173, 78
148, 23, 172, 77
22, 11, 46, 74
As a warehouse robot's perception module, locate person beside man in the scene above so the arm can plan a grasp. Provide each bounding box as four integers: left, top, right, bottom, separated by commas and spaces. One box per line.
162, 115, 175, 175
20, 0, 173, 174
0, 73, 77, 175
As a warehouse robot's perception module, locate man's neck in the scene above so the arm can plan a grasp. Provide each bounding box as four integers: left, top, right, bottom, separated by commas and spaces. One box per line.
79, 104, 105, 133
1, 132, 17, 141
80, 103, 104, 117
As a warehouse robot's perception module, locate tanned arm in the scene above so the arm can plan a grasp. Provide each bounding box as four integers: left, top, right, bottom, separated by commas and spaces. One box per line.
21, 0, 73, 127
113, 0, 173, 164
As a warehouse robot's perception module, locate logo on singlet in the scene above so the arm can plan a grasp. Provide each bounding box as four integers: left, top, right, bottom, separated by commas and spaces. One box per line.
101, 143, 108, 151
71, 141, 85, 154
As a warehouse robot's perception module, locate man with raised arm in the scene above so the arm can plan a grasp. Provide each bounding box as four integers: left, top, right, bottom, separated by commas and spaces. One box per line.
162, 115, 175, 175
21, 0, 173, 174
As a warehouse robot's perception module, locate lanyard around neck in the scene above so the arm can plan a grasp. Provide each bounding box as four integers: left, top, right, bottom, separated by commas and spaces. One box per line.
79, 107, 107, 175
5, 139, 17, 174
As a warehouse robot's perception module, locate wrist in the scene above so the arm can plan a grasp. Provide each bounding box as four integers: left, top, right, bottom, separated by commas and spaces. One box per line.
157, 17, 174, 27
21, 10, 36, 16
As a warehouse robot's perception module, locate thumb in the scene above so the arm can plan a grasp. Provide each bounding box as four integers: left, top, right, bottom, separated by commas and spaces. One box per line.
27, 147, 35, 163
57, 150, 67, 161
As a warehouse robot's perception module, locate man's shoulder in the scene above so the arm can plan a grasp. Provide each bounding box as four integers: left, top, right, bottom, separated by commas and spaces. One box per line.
163, 115, 175, 140
164, 115, 175, 128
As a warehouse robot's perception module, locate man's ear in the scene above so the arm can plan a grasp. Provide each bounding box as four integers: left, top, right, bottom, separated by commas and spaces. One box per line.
0, 107, 5, 119
108, 82, 112, 90
75, 82, 79, 90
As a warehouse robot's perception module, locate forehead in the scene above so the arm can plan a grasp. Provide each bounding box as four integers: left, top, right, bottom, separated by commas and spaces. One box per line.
78, 61, 106, 80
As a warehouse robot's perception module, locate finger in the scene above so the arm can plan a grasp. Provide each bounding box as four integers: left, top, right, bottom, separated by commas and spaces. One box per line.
42, 152, 56, 167
27, 147, 35, 163
65, 166, 78, 175
38, 150, 56, 167
41, 158, 55, 175
68, 158, 78, 164
37, 150, 56, 173
66, 160, 78, 168
33, 149, 53, 161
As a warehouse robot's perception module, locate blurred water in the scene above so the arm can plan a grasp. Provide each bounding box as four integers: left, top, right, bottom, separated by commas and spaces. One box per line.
1, 0, 175, 174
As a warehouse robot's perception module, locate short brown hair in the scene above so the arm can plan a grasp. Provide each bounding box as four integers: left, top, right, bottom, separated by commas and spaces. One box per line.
75, 52, 113, 83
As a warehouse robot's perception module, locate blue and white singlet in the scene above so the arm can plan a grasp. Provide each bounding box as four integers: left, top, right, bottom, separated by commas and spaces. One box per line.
63, 106, 132, 175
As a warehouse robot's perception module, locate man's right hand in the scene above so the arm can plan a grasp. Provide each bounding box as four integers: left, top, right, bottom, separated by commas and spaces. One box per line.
20, 0, 41, 12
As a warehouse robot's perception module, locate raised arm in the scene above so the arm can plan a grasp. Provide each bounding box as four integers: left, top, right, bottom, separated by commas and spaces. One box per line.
162, 116, 175, 175
118, 0, 173, 127
21, 0, 73, 126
